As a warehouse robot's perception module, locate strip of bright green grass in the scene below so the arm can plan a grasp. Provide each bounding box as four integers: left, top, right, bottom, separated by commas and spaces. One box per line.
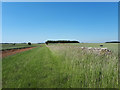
2, 45, 62, 88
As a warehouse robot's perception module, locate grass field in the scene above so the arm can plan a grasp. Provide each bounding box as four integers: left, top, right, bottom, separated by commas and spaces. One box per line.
2, 43, 118, 88
1, 43, 40, 50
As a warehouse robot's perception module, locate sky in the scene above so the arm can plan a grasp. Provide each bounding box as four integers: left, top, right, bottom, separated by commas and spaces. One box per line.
2, 2, 118, 43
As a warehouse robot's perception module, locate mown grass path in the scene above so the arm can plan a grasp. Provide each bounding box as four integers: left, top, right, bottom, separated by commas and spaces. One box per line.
3, 45, 62, 88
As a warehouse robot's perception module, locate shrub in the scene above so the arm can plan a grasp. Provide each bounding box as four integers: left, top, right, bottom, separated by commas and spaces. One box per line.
28, 42, 31, 45
13, 43, 16, 45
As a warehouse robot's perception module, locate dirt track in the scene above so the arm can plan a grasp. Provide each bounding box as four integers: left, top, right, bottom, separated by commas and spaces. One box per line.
1, 47, 35, 58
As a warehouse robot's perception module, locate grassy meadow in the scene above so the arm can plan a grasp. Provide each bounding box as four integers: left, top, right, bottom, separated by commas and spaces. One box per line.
2, 43, 118, 88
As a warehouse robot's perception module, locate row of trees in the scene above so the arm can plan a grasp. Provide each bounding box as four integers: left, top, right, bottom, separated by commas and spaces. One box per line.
1, 42, 32, 45
45, 40, 79, 44
105, 41, 120, 43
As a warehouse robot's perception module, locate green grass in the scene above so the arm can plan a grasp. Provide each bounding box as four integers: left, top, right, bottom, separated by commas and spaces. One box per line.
2, 43, 118, 88
3, 45, 61, 88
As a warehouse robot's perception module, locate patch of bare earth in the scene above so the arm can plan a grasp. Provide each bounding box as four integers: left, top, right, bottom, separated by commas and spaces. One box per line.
1, 47, 36, 58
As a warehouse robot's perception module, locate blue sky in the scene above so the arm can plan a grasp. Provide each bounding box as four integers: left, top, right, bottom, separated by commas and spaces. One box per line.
2, 2, 118, 43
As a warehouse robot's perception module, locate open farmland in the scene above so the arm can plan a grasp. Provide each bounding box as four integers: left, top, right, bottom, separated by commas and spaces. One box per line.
2, 43, 118, 88
1, 43, 39, 51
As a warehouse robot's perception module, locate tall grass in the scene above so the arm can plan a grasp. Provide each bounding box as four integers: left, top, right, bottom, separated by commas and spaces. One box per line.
48, 43, 118, 88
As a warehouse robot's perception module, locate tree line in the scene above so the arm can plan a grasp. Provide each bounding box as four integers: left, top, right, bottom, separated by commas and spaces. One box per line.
105, 41, 120, 43
45, 40, 80, 44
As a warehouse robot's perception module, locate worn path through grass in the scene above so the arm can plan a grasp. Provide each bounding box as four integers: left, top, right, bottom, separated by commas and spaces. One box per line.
2, 45, 62, 88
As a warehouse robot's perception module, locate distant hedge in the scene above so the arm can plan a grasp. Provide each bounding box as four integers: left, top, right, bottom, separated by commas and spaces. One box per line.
105, 41, 120, 43
45, 40, 80, 43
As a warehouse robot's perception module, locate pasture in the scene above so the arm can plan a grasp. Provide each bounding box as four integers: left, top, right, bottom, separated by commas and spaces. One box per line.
2, 43, 118, 88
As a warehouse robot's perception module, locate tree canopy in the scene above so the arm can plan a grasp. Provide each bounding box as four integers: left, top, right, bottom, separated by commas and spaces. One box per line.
45, 40, 80, 43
